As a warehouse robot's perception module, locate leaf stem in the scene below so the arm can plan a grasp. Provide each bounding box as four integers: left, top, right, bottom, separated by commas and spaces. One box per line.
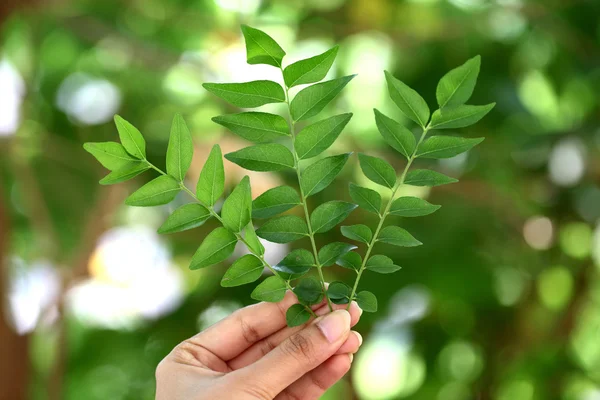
346, 125, 430, 309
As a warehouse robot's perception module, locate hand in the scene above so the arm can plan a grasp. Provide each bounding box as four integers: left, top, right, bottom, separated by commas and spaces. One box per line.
155, 291, 363, 400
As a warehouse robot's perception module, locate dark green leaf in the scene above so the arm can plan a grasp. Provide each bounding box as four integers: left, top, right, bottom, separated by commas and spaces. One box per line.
327, 281, 352, 304
203, 81, 285, 108
336, 251, 362, 271
283, 46, 339, 88
114, 115, 146, 159
158, 203, 211, 234
437, 55, 480, 108
301, 153, 350, 197
358, 153, 396, 189
389, 197, 441, 217
293, 277, 323, 305
341, 225, 373, 244
241, 25, 286, 67
417, 136, 484, 159
356, 291, 377, 312
196, 144, 225, 206
373, 109, 415, 159
99, 161, 149, 185
166, 113, 193, 182
366, 255, 401, 274
379, 226, 422, 247
221, 254, 264, 287
430, 103, 495, 129
404, 169, 458, 187
349, 183, 381, 215
256, 215, 308, 243
225, 144, 294, 172
290, 75, 356, 121
318, 242, 357, 267
273, 249, 314, 280
286, 304, 311, 327
310, 201, 357, 234
83, 142, 137, 171
384, 71, 430, 128
252, 186, 301, 219
212, 112, 289, 143
221, 176, 252, 232
251, 276, 287, 302
190, 227, 237, 269
295, 113, 352, 160
125, 175, 180, 207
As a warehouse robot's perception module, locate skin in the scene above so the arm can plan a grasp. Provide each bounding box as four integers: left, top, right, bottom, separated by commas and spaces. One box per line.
156, 291, 363, 400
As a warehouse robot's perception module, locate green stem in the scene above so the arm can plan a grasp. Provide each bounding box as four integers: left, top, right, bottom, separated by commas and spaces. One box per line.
346, 125, 430, 309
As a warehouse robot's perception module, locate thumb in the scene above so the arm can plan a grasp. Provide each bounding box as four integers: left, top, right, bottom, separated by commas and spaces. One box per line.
232, 309, 351, 398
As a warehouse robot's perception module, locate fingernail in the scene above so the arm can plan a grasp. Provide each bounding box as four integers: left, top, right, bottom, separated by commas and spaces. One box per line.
354, 331, 363, 347
316, 310, 351, 343
349, 353, 354, 363
351, 301, 363, 317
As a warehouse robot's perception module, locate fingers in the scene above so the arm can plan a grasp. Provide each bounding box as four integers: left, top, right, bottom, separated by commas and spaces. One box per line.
230, 310, 352, 398
228, 301, 362, 370
275, 354, 352, 400
334, 331, 362, 355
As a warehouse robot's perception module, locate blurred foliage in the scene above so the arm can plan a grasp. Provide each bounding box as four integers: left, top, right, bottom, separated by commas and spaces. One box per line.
1, 0, 600, 399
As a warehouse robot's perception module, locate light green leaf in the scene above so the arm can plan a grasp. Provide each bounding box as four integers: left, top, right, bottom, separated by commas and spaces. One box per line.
290, 75, 356, 121
349, 183, 381, 215
379, 226, 422, 247
328, 281, 352, 305
437, 55, 481, 108
310, 201, 357, 234
273, 249, 314, 280
430, 103, 495, 129
283, 46, 339, 88
404, 169, 458, 187
384, 71, 430, 128
251, 276, 287, 302
190, 227, 237, 269
99, 161, 149, 185
196, 145, 225, 206
366, 255, 401, 274
203, 81, 285, 108
356, 291, 377, 312
417, 136, 484, 159
252, 186, 301, 219
158, 203, 211, 234
389, 197, 441, 217
373, 109, 416, 159
225, 144, 294, 172
286, 304, 311, 327
245, 224, 265, 256
318, 242, 357, 267
301, 153, 350, 197
125, 175, 180, 207
293, 277, 323, 305
221, 254, 264, 287
83, 142, 137, 171
336, 251, 362, 271
341, 225, 373, 244
114, 115, 146, 159
358, 153, 396, 189
256, 215, 308, 243
211, 112, 289, 143
295, 113, 352, 160
221, 176, 252, 232
166, 113, 193, 182
241, 25, 286, 68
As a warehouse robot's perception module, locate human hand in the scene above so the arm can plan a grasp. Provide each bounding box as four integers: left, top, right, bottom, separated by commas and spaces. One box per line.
155, 291, 363, 400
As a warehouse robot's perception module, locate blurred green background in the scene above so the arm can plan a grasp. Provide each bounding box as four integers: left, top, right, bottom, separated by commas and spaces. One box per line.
1, 0, 599, 399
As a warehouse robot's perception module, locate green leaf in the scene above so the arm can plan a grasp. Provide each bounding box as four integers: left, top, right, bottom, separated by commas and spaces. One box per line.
225, 144, 294, 172
389, 197, 441, 217
221, 176, 252, 232
290, 75, 356, 121
256, 215, 308, 243
437, 55, 481, 109
211, 112, 289, 143
373, 109, 415, 159
366, 255, 401, 274
241, 25, 286, 68
379, 226, 422, 247
252, 186, 301, 219
190, 227, 237, 270
356, 291, 377, 312
251, 276, 287, 302
83, 142, 137, 171
221, 254, 264, 287
310, 201, 357, 234
114, 115, 146, 159
430, 103, 495, 129
166, 113, 193, 182
202, 81, 285, 108
358, 153, 396, 189
99, 161, 149, 185
301, 153, 350, 197
196, 145, 225, 206
349, 183, 381, 215
336, 251, 362, 271
404, 169, 458, 187
327, 281, 352, 304
158, 203, 211, 234
125, 175, 180, 207
273, 249, 314, 280
416, 136, 484, 159
283, 46, 339, 88
293, 277, 323, 305
245, 224, 265, 256
341, 225, 373, 244
286, 304, 311, 327
384, 71, 430, 128
295, 113, 352, 160
318, 242, 357, 267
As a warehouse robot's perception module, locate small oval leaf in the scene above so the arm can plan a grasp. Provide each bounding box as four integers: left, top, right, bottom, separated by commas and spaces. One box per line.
125, 175, 180, 207
190, 227, 237, 270
358, 153, 396, 189
158, 203, 211, 234
221, 254, 264, 287
256, 215, 308, 243
225, 144, 294, 172
310, 201, 357, 234
251, 276, 287, 302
